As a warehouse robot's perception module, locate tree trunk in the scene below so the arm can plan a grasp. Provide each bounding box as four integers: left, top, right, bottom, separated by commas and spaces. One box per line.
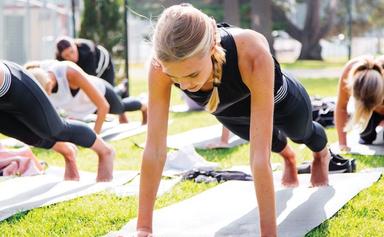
298, 39, 323, 59
272, 0, 337, 60
223, 0, 240, 27
250, 0, 275, 55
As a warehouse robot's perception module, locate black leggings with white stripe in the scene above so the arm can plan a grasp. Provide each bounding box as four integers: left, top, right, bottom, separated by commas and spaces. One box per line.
217, 74, 328, 153
0, 61, 97, 149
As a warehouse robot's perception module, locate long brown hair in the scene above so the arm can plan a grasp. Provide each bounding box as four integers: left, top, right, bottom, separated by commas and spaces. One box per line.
55, 36, 73, 60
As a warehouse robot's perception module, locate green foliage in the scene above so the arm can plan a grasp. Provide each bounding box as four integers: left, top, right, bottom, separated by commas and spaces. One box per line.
127, 0, 223, 22
79, 0, 123, 51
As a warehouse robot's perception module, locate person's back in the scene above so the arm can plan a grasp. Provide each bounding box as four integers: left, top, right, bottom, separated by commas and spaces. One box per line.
47, 61, 106, 120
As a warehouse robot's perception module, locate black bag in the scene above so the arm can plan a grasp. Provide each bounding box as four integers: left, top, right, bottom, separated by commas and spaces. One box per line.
182, 169, 252, 183
312, 97, 336, 127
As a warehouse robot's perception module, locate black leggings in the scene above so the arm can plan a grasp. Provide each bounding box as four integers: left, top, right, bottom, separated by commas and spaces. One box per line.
0, 61, 96, 149
359, 111, 384, 144
217, 74, 327, 153
103, 81, 142, 114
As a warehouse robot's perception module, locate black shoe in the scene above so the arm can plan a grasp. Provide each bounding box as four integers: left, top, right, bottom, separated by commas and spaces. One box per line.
329, 150, 356, 173
297, 151, 356, 174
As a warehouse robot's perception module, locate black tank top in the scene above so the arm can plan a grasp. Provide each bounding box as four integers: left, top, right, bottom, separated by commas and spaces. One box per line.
76, 39, 100, 76
176, 24, 285, 117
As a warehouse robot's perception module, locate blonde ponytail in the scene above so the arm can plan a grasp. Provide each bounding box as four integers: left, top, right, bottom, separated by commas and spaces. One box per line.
345, 59, 384, 131
205, 40, 225, 113
205, 34, 226, 113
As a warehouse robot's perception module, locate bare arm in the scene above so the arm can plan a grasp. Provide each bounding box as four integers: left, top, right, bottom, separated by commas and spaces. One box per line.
236, 30, 276, 236
220, 126, 230, 144
66, 62, 109, 134
137, 61, 172, 234
335, 66, 351, 148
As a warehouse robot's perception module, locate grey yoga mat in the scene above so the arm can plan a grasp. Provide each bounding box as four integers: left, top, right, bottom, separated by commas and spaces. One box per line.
331, 129, 384, 155
0, 167, 138, 221
166, 125, 248, 149
107, 171, 381, 237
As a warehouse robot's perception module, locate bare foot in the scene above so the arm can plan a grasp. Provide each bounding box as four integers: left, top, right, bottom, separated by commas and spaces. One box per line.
279, 145, 299, 187
310, 147, 330, 187
63, 143, 80, 181
119, 114, 129, 124
96, 145, 115, 182
52, 142, 80, 181
64, 157, 80, 181
282, 159, 299, 187
141, 106, 148, 125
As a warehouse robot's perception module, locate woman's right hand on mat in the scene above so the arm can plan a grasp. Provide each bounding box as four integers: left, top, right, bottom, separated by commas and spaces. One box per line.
339, 144, 350, 153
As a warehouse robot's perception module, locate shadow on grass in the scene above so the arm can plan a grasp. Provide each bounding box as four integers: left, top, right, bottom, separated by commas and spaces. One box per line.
197, 143, 248, 162
305, 221, 330, 237
4, 211, 29, 224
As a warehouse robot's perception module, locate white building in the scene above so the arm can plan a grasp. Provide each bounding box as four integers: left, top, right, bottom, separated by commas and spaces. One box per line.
0, 0, 76, 65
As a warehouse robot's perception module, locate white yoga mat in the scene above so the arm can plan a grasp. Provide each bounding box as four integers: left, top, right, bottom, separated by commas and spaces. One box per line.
0, 167, 138, 221
166, 125, 248, 149
108, 171, 381, 237
85, 117, 146, 142
331, 129, 384, 155
0, 138, 27, 148
100, 122, 147, 142
110, 176, 182, 198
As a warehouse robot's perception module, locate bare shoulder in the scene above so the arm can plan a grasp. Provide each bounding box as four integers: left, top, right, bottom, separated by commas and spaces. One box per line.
65, 61, 81, 73
228, 29, 273, 84
230, 29, 269, 56
229, 29, 271, 68
148, 59, 173, 85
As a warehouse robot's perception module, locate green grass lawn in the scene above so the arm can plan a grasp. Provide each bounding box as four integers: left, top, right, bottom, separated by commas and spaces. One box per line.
1, 65, 383, 236
281, 59, 347, 69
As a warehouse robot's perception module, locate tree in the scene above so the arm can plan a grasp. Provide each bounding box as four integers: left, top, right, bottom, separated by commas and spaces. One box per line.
250, 0, 274, 54
79, 0, 123, 51
223, 0, 240, 26
79, 0, 98, 40
272, 0, 338, 60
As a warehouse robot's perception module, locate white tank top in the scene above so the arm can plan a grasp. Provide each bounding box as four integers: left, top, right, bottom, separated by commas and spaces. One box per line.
48, 61, 106, 120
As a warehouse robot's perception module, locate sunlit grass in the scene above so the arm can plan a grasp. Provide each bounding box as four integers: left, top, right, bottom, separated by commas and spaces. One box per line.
1, 62, 383, 236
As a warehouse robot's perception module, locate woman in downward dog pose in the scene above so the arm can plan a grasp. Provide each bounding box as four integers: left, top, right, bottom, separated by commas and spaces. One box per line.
136, 4, 331, 236
26, 60, 147, 134
335, 55, 384, 151
0, 60, 114, 181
